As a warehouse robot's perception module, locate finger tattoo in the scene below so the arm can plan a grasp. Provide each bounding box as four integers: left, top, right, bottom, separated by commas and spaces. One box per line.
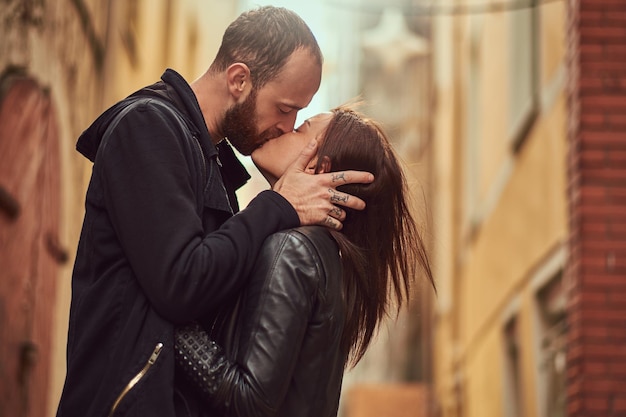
331, 172, 347, 183
324, 215, 335, 227
329, 207, 342, 218
329, 188, 349, 204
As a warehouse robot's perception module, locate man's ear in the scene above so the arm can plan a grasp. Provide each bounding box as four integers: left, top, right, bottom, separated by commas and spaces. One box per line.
317, 156, 332, 174
226, 63, 251, 101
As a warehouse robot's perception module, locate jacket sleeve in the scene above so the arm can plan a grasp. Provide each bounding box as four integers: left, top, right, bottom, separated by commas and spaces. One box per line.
175, 230, 323, 416
96, 101, 300, 322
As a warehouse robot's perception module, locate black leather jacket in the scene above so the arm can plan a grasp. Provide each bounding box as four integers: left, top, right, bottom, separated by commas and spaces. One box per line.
176, 226, 348, 417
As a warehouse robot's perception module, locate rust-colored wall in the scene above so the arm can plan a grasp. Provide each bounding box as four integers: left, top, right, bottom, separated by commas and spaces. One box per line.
0, 77, 62, 417
566, 1, 626, 416
0, 2, 109, 415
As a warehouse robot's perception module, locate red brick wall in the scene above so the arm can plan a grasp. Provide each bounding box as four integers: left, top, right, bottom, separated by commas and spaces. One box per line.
566, 0, 626, 416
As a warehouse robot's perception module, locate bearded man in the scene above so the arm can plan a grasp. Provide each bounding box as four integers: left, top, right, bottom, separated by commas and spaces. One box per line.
55, 6, 372, 417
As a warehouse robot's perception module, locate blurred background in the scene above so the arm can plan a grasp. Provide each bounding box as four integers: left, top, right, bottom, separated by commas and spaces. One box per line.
1, 0, 624, 416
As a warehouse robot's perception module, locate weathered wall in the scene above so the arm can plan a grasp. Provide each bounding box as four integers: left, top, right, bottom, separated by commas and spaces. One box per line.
1, 2, 107, 415
0, 1, 239, 415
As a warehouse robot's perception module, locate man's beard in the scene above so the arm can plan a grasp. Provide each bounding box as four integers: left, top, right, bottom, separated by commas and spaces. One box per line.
220, 89, 282, 156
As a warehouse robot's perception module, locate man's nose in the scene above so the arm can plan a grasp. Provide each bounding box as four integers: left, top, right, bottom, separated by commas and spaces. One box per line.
276, 112, 298, 134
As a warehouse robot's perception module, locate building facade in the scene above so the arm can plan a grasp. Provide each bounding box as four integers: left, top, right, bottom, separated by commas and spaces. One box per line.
430, 1, 569, 416
0, 1, 237, 416
431, 0, 626, 416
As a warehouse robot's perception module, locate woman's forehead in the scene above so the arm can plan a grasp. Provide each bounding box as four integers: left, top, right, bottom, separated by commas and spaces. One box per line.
305, 112, 333, 127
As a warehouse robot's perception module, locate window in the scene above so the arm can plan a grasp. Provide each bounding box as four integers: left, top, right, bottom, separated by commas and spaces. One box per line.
503, 316, 524, 417
535, 271, 567, 417
464, 14, 483, 238
508, 5, 539, 151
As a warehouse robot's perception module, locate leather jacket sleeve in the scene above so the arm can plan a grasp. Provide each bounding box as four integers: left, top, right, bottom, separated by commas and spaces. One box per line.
175, 228, 328, 416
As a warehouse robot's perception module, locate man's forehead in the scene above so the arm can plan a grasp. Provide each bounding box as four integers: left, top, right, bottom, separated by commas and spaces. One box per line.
257, 81, 316, 110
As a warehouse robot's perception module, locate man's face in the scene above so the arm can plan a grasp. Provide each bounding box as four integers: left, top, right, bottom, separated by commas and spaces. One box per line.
222, 48, 322, 156
221, 88, 259, 156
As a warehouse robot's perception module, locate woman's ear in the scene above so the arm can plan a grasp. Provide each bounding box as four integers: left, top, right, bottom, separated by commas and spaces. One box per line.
317, 156, 332, 174
305, 156, 319, 174
226, 63, 251, 101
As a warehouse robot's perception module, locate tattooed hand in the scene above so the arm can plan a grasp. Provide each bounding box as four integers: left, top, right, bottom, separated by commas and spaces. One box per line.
328, 206, 343, 218
273, 139, 374, 230
331, 172, 347, 183
329, 189, 349, 204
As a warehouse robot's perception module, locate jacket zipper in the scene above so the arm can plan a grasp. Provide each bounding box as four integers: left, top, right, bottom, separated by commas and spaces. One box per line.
108, 342, 163, 417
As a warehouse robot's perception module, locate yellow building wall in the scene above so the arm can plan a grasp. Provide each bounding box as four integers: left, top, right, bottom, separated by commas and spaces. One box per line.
464, 330, 504, 417
461, 96, 568, 344
432, 2, 568, 417
459, 97, 567, 417
103, 0, 238, 107
475, 13, 510, 204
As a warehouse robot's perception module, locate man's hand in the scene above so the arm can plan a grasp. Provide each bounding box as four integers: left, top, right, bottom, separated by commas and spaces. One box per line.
272, 139, 374, 230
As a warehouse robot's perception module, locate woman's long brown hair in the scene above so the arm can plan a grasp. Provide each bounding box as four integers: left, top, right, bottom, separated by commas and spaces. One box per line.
315, 106, 435, 367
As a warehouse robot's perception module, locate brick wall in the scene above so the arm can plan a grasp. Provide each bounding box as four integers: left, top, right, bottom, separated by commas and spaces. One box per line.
566, 0, 626, 416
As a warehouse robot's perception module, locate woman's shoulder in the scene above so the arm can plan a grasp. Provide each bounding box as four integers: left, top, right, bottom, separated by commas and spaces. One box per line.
275, 226, 340, 278
260, 226, 340, 276
267, 226, 336, 255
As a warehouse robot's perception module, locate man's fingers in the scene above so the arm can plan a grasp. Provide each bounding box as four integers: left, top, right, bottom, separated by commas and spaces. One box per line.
327, 188, 366, 211
316, 169, 374, 211
286, 138, 318, 173
328, 206, 345, 221
273, 163, 372, 227
322, 215, 343, 231
325, 170, 374, 185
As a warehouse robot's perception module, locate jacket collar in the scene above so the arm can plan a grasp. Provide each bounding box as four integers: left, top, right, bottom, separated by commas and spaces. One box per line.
160, 69, 251, 191
76, 68, 251, 191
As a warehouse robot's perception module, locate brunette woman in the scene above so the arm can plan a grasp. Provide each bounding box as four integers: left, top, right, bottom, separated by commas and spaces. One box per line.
174, 106, 435, 417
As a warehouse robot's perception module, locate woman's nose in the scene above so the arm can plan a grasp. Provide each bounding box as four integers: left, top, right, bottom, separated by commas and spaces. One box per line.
276, 112, 298, 134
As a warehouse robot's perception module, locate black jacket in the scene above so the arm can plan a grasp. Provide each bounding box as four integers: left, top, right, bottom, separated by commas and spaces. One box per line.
176, 226, 348, 417
56, 69, 300, 417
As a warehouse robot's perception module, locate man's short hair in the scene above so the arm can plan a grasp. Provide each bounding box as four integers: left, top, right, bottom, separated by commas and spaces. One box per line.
210, 6, 323, 89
